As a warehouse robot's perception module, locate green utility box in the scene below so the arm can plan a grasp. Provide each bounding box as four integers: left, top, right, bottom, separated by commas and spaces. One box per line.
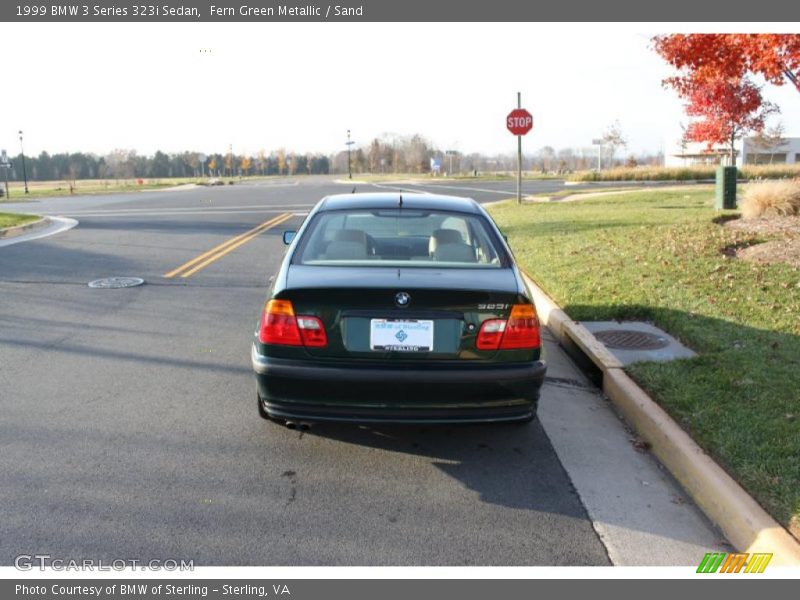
715, 166, 737, 209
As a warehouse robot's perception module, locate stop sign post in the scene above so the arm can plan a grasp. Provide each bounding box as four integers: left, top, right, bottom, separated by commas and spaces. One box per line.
507, 93, 534, 204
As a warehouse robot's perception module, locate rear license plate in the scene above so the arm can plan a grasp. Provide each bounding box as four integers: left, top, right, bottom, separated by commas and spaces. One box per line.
370, 319, 434, 352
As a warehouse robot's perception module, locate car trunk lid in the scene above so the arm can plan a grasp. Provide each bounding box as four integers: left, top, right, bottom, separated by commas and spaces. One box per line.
282, 266, 526, 361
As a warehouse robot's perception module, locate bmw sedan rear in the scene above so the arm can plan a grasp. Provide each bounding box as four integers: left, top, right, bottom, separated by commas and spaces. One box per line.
252, 193, 546, 424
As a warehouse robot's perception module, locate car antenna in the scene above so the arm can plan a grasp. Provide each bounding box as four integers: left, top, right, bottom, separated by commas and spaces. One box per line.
398, 193, 403, 208
351, 187, 356, 193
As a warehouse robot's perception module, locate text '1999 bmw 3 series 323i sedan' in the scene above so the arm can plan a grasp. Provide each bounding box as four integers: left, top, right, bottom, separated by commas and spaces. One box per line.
251, 193, 546, 425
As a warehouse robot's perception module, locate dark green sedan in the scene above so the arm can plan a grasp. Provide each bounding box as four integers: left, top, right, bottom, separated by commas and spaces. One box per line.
252, 193, 546, 425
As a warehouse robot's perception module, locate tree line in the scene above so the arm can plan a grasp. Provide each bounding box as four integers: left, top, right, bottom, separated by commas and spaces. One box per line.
2, 130, 665, 182
1, 148, 332, 182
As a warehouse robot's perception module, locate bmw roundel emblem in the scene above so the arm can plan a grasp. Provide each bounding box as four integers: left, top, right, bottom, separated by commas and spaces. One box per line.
395, 292, 410, 307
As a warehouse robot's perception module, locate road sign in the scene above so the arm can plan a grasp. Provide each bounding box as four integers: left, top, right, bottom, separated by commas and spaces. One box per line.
506, 108, 533, 136
1, 149, 7, 162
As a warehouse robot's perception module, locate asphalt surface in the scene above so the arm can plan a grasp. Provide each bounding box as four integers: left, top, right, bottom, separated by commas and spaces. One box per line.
0, 177, 720, 566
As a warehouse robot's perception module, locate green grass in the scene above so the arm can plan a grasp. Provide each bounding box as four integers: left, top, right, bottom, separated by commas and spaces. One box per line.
0, 213, 39, 228
488, 188, 800, 535
0, 177, 204, 201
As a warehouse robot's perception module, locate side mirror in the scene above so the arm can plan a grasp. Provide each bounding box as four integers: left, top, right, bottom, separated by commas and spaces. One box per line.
503, 234, 508, 243
282, 231, 296, 245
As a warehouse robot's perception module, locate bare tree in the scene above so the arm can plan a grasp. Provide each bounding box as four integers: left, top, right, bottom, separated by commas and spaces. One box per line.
601, 120, 627, 167
749, 121, 788, 164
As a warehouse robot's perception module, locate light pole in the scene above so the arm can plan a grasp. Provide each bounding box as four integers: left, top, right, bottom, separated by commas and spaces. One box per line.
18, 130, 29, 194
346, 129, 355, 179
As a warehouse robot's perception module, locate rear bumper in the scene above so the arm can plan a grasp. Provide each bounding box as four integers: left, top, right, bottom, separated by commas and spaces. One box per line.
251, 344, 546, 423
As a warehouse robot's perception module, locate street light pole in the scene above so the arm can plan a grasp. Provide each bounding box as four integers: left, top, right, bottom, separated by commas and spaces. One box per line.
18, 130, 29, 194
346, 129, 353, 179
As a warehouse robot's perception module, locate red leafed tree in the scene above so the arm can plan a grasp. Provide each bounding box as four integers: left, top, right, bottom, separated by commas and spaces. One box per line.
682, 76, 778, 164
653, 34, 791, 164
653, 34, 800, 92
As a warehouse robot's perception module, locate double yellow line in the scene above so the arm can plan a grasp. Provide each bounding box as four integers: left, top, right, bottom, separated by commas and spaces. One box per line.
164, 212, 293, 279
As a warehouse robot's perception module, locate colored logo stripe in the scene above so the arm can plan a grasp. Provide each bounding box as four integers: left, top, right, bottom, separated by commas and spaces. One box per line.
696, 552, 773, 574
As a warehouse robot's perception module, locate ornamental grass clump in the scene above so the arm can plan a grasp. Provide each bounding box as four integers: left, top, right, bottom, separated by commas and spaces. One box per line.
740, 179, 800, 219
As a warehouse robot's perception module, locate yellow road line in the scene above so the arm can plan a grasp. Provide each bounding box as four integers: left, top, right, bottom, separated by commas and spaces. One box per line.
179, 212, 293, 278
164, 212, 293, 279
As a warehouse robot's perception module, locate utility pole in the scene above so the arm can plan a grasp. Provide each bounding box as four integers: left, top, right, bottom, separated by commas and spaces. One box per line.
18, 130, 29, 194
346, 129, 354, 179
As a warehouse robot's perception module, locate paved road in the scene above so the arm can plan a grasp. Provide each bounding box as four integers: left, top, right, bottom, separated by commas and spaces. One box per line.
0, 177, 724, 566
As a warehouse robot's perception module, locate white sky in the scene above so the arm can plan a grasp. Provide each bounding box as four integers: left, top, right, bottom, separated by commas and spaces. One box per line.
3, 22, 799, 158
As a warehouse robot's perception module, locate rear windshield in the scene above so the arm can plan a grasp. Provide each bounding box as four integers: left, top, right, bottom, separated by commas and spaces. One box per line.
294, 209, 508, 268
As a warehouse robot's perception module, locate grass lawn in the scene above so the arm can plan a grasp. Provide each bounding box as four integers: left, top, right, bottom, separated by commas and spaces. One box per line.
0, 213, 39, 229
488, 187, 800, 536
0, 177, 204, 201
0, 175, 287, 201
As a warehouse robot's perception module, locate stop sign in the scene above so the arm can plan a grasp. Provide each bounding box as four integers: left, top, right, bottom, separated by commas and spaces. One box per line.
507, 108, 533, 136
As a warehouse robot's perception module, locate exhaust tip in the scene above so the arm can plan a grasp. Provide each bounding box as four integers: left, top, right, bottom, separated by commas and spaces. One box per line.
285, 421, 297, 430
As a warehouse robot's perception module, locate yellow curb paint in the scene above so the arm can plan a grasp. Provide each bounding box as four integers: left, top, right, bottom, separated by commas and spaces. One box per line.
164, 212, 292, 279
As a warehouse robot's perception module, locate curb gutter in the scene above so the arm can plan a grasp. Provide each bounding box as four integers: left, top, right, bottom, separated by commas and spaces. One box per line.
523, 272, 800, 566
0, 216, 49, 240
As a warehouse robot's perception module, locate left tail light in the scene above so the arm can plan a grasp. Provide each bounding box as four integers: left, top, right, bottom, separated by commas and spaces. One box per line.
259, 300, 327, 348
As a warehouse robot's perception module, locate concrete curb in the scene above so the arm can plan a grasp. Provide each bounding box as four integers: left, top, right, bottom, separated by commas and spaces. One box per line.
522, 272, 800, 566
0, 216, 49, 240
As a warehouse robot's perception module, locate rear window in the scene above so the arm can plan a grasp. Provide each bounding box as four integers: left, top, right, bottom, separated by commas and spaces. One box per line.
294, 209, 507, 268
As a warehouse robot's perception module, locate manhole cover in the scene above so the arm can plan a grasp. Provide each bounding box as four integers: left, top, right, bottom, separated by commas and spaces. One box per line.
593, 329, 670, 350
88, 277, 145, 289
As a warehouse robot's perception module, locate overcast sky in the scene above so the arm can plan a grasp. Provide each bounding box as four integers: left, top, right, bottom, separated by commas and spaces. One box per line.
3, 22, 798, 158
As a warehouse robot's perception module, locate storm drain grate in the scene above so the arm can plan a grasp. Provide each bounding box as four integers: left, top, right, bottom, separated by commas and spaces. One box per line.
88, 277, 145, 289
593, 329, 670, 350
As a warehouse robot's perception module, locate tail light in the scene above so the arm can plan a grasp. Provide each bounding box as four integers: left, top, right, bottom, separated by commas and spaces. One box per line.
476, 304, 540, 351
296, 316, 327, 347
259, 300, 327, 348
500, 304, 540, 349
476, 319, 506, 350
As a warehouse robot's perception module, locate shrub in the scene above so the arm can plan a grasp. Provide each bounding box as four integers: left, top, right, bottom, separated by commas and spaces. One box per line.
740, 179, 800, 219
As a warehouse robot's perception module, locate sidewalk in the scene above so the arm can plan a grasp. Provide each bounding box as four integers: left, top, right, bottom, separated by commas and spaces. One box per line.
537, 324, 728, 565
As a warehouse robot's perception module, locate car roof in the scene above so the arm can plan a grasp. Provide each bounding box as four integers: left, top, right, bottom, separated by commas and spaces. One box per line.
318, 192, 482, 214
